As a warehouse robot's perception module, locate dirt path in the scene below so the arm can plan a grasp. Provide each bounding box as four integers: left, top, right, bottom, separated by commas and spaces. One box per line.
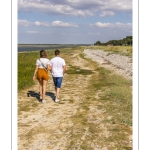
18, 50, 132, 150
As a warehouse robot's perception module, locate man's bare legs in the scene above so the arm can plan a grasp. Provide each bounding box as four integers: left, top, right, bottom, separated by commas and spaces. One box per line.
55, 86, 60, 100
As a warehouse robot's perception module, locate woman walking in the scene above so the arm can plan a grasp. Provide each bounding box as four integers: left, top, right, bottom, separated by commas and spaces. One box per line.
33, 50, 50, 103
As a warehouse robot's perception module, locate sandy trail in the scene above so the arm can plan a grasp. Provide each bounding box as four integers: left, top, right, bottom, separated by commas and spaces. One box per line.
18, 51, 132, 150
18, 53, 93, 150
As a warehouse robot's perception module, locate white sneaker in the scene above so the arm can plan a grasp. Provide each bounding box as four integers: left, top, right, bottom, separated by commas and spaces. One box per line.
55, 99, 59, 103
42, 100, 46, 103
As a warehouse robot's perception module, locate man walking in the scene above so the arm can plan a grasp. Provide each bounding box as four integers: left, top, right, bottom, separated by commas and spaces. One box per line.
49, 49, 66, 102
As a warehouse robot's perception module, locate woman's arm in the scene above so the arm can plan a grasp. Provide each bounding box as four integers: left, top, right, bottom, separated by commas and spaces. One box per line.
33, 65, 38, 81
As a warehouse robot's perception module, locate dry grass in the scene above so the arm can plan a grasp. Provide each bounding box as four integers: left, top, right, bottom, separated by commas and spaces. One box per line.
87, 45, 132, 57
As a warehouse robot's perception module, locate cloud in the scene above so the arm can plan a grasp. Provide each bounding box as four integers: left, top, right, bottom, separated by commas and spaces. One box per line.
99, 11, 115, 17
18, 20, 78, 28
94, 22, 132, 28
34, 21, 50, 26
18, 19, 30, 26
18, 0, 92, 16
52, 20, 78, 27
95, 22, 112, 28
66, 0, 132, 11
114, 22, 132, 29
18, 0, 132, 17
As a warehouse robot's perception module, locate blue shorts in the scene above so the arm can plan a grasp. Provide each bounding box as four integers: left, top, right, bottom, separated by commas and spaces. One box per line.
53, 77, 63, 88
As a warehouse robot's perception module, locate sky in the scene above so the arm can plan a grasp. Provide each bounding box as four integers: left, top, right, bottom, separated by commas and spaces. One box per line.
18, 0, 132, 44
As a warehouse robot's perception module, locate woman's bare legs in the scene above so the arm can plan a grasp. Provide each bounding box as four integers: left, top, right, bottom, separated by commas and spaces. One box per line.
42, 80, 47, 100
39, 80, 47, 101
39, 80, 43, 99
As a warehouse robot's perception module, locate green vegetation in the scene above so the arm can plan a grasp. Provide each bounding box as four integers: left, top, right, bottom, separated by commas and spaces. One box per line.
18, 51, 38, 90
66, 65, 93, 75
94, 36, 132, 46
18, 50, 54, 90
93, 67, 132, 125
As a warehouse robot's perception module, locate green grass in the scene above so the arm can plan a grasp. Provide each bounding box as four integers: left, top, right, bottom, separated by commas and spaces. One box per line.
18, 51, 39, 90
66, 65, 93, 75
90, 66, 132, 126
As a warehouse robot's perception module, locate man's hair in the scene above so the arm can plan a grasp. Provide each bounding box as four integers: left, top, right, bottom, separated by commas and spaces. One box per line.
55, 49, 60, 55
40, 50, 47, 58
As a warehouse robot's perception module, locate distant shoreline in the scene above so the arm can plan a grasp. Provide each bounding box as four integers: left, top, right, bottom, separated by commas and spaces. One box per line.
18, 44, 90, 52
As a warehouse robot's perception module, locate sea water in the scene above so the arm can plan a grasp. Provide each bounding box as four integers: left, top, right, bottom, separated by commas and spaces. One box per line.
18, 44, 90, 52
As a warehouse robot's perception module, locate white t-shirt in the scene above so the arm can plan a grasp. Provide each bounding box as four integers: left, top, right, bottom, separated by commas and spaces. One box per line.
49, 56, 66, 77
36, 58, 50, 68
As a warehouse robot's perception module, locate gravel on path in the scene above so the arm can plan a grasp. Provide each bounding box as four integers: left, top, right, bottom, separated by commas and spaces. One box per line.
83, 49, 132, 80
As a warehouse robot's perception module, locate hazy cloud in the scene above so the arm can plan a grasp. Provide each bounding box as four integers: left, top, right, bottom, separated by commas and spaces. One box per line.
18, 0, 132, 17
95, 22, 132, 28
95, 22, 112, 28
52, 20, 78, 27
34, 21, 50, 26
99, 11, 115, 17
18, 19, 30, 26
18, 20, 78, 27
